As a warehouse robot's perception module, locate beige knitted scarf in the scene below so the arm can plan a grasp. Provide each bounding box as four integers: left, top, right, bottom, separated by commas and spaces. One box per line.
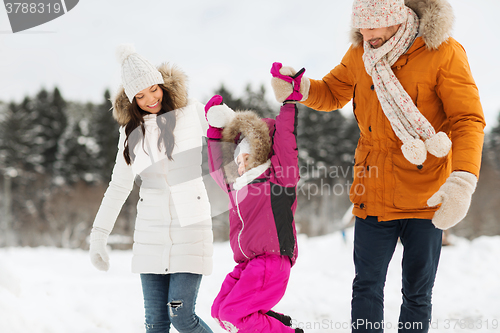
363, 7, 451, 165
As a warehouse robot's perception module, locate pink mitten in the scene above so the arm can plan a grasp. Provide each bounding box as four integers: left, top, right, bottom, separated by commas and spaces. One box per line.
205, 95, 224, 118
205, 95, 225, 139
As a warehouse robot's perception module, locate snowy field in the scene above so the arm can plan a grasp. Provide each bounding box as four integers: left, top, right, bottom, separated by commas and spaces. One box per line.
0, 229, 499, 333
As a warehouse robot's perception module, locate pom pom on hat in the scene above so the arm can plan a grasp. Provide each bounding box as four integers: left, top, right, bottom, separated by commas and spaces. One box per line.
116, 43, 136, 64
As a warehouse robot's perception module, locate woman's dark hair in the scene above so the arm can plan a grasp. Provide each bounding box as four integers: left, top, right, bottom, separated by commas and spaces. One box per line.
123, 85, 177, 165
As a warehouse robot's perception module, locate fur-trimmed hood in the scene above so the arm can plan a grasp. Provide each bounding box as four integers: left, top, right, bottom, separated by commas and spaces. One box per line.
350, 0, 454, 50
221, 111, 275, 183
112, 63, 188, 126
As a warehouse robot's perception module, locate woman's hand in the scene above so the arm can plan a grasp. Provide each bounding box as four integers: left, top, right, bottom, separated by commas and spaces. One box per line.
89, 227, 111, 271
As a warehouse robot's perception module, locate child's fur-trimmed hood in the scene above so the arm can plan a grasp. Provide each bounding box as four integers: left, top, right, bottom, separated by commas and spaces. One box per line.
350, 0, 454, 50
221, 111, 275, 183
112, 63, 188, 126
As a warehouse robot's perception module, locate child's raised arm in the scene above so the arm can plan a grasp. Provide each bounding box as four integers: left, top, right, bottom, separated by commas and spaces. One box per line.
205, 95, 235, 193
269, 63, 308, 187
270, 102, 300, 187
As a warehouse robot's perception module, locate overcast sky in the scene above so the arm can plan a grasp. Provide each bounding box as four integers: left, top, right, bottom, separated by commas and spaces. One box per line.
1, 0, 499, 129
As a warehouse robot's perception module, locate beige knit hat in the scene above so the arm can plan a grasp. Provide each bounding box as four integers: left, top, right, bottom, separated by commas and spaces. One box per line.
116, 44, 164, 102
352, 0, 407, 29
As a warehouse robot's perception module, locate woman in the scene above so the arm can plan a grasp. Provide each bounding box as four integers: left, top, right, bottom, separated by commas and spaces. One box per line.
89, 44, 213, 333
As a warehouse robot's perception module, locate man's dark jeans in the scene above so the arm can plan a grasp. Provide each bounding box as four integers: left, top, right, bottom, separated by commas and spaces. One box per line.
351, 216, 443, 333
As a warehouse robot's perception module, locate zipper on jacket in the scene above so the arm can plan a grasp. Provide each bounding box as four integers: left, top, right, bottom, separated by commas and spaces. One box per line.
235, 189, 250, 260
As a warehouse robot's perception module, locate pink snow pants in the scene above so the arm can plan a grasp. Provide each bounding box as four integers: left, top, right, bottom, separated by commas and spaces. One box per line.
212, 254, 294, 333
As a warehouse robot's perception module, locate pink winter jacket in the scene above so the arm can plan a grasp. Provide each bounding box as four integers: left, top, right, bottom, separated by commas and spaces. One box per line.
207, 103, 299, 265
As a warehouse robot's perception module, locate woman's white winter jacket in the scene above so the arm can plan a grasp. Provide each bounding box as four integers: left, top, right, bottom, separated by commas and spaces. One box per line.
92, 99, 213, 275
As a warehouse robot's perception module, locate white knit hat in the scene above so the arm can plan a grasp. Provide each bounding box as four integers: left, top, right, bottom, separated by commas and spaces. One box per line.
234, 137, 251, 163
352, 0, 407, 29
116, 44, 164, 102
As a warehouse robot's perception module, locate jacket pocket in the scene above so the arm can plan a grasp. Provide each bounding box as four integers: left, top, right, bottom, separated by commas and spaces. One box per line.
137, 189, 169, 225
415, 83, 442, 122
415, 83, 434, 106
170, 178, 211, 227
392, 153, 448, 210
349, 148, 369, 205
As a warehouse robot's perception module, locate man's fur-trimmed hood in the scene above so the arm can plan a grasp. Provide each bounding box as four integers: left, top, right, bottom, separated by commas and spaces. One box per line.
221, 111, 275, 183
350, 0, 454, 50
112, 63, 188, 126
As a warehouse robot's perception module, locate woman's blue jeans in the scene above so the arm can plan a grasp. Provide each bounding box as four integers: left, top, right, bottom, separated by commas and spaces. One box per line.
351, 216, 443, 333
140, 273, 213, 333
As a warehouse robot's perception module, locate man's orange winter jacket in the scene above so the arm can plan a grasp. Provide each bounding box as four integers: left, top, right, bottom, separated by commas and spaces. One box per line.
303, 30, 485, 221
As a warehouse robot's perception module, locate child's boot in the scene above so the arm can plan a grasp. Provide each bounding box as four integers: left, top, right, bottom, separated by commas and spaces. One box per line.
266, 310, 292, 326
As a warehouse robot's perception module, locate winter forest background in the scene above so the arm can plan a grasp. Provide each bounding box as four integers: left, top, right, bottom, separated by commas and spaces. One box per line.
1, 0, 500, 250
1, 0, 500, 331
1, 83, 500, 249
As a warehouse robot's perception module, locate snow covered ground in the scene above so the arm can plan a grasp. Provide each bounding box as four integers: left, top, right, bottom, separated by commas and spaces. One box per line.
0, 229, 499, 333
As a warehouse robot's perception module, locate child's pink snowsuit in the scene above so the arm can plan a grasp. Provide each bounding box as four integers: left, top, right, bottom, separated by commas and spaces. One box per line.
207, 102, 300, 333
212, 254, 292, 332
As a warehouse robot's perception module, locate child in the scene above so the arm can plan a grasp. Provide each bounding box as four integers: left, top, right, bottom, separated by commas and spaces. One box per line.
204, 65, 306, 333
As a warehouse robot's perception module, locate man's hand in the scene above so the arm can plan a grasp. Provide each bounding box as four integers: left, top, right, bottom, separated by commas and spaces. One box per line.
270, 62, 310, 103
427, 171, 477, 230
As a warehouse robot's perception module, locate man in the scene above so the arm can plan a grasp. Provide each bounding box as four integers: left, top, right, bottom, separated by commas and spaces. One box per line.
271, 0, 485, 332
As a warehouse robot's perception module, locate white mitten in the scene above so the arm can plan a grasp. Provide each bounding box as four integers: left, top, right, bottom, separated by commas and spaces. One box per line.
270, 65, 310, 103
206, 104, 236, 128
89, 227, 111, 271
427, 171, 477, 230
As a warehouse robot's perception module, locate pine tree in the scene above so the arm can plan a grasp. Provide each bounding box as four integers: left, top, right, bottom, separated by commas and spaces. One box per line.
0, 99, 37, 173
297, 104, 359, 179
0, 97, 48, 245
90, 89, 119, 181
242, 84, 276, 118
0, 100, 31, 246
213, 84, 245, 110
30, 88, 68, 174
57, 102, 98, 183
